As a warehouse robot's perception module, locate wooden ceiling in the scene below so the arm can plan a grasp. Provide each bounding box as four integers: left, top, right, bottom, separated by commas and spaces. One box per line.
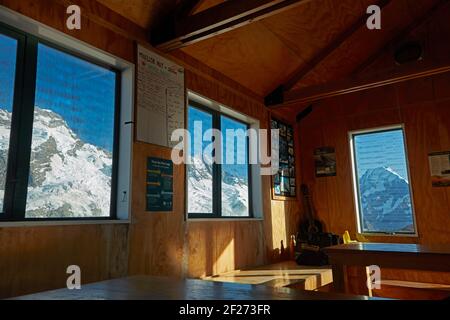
97, 0, 446, 101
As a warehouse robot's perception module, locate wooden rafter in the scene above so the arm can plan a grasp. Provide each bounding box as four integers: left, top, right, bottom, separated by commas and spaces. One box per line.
274, 59, 450, 107
152, 0, 308, 52
267, 0, 449, 108
264, 0, 391, 106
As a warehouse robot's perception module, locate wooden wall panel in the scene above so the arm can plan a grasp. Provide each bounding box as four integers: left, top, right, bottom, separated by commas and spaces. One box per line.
0, 224, 128, 299
0, 0, 303, 297
128, 62, 302, 278
297, 73, 450, 292
0, 0, 136, 299
0, 0, 136, 62
128, 143, 186, 278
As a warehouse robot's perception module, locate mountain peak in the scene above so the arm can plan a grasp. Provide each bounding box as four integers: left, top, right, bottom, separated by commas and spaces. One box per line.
359, 166, 414, 233
0, 106, 112, 218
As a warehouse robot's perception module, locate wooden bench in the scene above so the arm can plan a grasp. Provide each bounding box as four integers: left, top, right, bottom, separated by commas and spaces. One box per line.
202, 261, 333, 291
372, 280, 450, 300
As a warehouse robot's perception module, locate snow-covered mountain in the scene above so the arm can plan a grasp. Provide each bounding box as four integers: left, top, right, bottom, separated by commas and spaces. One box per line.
0, 108, 11, 210
359, 166, 414, 233
0, 107, 112, 217
187, 155, 249, 216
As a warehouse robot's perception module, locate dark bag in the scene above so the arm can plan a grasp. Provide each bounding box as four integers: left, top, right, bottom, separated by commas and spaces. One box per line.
296, 249, 329, 266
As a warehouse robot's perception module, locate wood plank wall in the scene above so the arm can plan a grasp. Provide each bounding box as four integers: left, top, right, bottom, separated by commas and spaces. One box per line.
0, 0, 302, 297
0, 0, 136, 299
296, 7, 450, 291
128, 64, 302, 278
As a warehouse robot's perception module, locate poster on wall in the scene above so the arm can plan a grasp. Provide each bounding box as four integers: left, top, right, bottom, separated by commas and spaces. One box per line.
136, 45, 185, 148
146, 157, 174, 212
428, 151, 450, 187
271, 118, 296, 199
314, 147, 337, 177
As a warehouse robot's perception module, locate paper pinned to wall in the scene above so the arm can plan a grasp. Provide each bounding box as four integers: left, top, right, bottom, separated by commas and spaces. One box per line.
136, 45, 185, 148
429, 151, 450, 187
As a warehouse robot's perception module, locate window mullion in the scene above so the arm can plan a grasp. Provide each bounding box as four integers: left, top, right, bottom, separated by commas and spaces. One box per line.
10, 35, 39, 220
247, 124, 253, 218
1, 25, 26, 219
213, 111, 222, 218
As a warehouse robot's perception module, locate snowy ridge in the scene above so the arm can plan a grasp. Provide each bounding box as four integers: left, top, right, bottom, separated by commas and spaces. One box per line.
187, 154, 249, 216
359, 166, 414, 232
0, 106, 112, 217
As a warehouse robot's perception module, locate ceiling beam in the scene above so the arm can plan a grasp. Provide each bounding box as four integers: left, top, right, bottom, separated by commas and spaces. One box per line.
270, 58, 450, 107
264, 0, 391, 106
152, 0, 308, 52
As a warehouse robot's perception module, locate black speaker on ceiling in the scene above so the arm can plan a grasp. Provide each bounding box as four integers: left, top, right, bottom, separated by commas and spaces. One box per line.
394, 41, 423, 65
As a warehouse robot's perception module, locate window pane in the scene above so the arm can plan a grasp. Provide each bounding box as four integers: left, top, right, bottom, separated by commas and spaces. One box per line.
221, 116, 249, 217
353, 128, 415, 233
0, 34, 18, 213
187, 106, 213, 214
25, 44, 117, 218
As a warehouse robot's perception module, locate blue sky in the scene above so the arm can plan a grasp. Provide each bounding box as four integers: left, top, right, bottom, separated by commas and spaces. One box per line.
0, 34, 116, 152
0, 34, 16, 111
354, 129, 409, 180
188, 106, 248, 178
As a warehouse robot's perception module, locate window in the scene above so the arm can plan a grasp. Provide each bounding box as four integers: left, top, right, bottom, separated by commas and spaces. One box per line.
0, 32, 18, 213
187, 101, 251, 218
349, 125, 416, 235
0, 23, 121, 221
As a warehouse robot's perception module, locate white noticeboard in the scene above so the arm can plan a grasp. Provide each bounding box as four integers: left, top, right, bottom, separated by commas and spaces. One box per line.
136, 45, 185, 148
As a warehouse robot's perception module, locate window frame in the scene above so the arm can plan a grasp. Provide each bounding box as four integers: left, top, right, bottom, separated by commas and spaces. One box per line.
0, 21, 121, 222
348, 124, 418, 236
187, 100, 253, 219
0, 24, 26, 220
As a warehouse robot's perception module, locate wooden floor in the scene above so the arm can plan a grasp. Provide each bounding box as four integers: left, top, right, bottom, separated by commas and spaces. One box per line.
12, 276, 377, 300
202, 261, 333, 291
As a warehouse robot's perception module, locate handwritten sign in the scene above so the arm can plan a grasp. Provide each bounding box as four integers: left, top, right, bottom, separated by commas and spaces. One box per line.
136, 45, 185, 148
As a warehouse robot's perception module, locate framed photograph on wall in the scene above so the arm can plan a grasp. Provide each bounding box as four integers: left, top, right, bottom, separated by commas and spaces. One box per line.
271, 118, 297, 200
314, 147, 337, 177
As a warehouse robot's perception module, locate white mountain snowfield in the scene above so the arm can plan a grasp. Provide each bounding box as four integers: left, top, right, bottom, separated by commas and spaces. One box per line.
0, 106, 112, 217
2, 105, 248, 218
0, 108, 12, 211
359, 166, 414, 232
187, 154, 249, 216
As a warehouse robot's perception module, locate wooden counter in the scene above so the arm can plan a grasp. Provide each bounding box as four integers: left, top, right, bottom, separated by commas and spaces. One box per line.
323, 243, 450, 293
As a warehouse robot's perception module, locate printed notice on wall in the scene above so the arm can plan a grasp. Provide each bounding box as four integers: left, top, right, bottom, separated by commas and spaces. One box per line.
137, 45, 185, 148
428, 151, 450, 187
146, 157, 173, 212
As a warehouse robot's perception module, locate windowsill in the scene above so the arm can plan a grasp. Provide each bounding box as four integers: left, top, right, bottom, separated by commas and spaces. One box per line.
187, 218, 264, 222
359, 232, 419, 238
0, 219, 130, 228
358, 232, 420, 244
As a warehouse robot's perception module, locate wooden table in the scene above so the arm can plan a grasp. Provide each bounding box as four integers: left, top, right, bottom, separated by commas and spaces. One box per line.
203, 261, 333, 291
323, 243, 450, 293
12, 275, 376, 300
